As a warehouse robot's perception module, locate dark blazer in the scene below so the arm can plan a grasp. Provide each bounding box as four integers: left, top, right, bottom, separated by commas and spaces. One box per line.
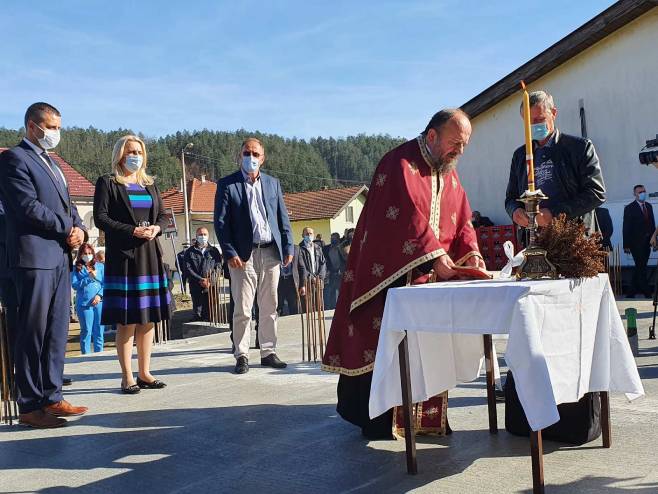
298, 241, 327, 281
623, 201, 655, 251
505, 131, 606, 235
93, 174, 168, 260
184, 243, 222, 293
214, 170, 293, 263
0, 141, 86, 269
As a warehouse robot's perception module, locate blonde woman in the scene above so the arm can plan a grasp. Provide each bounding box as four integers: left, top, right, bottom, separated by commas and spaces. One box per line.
93, 135, 170, 394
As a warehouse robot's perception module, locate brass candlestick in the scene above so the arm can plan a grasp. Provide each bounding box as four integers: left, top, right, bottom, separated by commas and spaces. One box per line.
516, 189, 557, 280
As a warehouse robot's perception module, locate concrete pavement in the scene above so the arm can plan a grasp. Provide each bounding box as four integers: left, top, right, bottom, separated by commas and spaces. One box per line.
1, 299, 657, 493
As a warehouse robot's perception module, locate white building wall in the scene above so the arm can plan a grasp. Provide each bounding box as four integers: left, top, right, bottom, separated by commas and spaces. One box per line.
458, 8, 658, 263
75, 199, 100, 248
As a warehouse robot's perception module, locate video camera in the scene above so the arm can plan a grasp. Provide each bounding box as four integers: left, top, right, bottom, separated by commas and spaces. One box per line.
639, 134, 658, 166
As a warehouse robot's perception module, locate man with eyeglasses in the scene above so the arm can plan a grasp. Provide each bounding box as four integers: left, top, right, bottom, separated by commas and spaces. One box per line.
214, 138, 294, 374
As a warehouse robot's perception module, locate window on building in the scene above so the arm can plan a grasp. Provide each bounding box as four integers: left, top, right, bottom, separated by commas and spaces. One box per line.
346, 206, 354, 223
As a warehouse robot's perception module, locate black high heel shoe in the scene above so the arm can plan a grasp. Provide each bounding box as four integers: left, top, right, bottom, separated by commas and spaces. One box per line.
136, 377, 167, 389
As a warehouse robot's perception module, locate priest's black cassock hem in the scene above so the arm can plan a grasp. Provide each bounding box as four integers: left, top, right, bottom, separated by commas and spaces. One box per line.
337, 371, 394, 440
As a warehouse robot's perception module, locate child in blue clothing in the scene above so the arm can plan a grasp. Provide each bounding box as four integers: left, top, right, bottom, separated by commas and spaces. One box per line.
71, 243, 105, 354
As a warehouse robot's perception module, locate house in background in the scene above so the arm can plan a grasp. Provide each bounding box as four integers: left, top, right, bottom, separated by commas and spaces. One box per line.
0, 147, 98, 246
456, 0, 658, 265
284, 185, 368, 243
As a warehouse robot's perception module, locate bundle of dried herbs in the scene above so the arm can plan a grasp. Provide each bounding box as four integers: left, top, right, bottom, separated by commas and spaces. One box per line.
536, 214, 607, 278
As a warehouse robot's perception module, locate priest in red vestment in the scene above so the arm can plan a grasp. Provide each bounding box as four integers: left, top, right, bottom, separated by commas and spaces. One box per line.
322, 109, 484, 439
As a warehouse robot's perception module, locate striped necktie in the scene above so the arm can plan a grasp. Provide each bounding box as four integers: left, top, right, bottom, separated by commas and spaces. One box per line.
41, 151, 64, 186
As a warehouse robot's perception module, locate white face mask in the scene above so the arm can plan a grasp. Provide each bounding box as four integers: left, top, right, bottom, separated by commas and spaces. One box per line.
81, 254, 94, 263
242, 155, 259, 174
124, 154, 143, 173
35, 123, 61, 150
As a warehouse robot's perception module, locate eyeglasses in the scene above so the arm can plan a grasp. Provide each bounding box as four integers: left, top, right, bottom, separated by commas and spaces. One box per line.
242, 150, 262, 158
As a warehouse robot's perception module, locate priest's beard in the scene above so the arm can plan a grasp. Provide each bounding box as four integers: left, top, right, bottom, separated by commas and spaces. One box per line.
427, 150, 458, 175
436, 157, 457, 176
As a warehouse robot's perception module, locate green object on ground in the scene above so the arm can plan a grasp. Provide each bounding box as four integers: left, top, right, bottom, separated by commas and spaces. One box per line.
625, 308, 638, 337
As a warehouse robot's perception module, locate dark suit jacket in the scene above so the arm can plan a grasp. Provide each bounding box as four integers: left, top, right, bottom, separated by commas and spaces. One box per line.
0, 141, 85, 269
93, 174, 168, 260
214, 170, 293, 263
623, 201, 655, 251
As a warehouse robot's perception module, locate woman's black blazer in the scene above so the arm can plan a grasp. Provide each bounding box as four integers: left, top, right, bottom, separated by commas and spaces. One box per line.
93, 174, 169, 260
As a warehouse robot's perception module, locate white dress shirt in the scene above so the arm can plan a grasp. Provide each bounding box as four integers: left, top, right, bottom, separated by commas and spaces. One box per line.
303, 241, 317, 275
242, 169, 272, 244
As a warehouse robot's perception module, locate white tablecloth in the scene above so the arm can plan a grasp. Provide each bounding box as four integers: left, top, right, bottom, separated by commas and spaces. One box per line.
369, 274, 644, 431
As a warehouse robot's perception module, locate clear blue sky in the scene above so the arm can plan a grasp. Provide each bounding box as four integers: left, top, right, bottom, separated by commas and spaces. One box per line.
0, 0, 615, 139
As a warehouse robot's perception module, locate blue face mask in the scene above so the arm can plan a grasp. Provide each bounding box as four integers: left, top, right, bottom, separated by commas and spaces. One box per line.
242, 155, 259, 174
124, 155, 143, 173
531, 122, 550, 141
638, 192, 647, 202
303, 235, 312, 243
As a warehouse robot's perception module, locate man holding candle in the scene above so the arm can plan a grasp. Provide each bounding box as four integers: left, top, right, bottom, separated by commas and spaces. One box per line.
505, 90, 606, 242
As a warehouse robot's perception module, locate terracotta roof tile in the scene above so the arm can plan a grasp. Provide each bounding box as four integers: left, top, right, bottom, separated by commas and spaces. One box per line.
0, 147, 95, 197
284, 185, 367, 221
159, 180, 368, 221
189, 178, 216, 213
161, 187, 185, 214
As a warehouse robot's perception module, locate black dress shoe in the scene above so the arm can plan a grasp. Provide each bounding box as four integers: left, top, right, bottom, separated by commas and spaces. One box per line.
136, 377, 167, 389
235, 356, 249, 374
260, 354, 287, 369
63, 377, 72, 386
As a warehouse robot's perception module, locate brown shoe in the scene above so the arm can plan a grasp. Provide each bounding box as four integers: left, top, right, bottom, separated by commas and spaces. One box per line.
43, 400, 88, 417
19, 410, 67, 429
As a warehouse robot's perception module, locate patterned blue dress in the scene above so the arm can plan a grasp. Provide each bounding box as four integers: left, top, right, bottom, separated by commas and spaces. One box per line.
101, 183, 171, 325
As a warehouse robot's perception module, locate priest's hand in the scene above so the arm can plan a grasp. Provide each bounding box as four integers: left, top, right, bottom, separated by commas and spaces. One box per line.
433, 254, 456, 280
536, 208, 553, 227
466, 255, 486, 270
512, 208, 529, 228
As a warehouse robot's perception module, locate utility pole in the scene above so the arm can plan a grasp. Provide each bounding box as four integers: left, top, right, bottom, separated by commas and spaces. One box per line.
180, 143, 193, 245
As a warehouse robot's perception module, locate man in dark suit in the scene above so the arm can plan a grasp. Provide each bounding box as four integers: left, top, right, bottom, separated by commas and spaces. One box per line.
0, 102, 88, 428
623, 184, 655, 298
214, 137, 294, 374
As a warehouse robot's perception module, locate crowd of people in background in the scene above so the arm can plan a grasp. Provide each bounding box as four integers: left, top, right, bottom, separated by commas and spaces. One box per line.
176, 225, 354, 321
